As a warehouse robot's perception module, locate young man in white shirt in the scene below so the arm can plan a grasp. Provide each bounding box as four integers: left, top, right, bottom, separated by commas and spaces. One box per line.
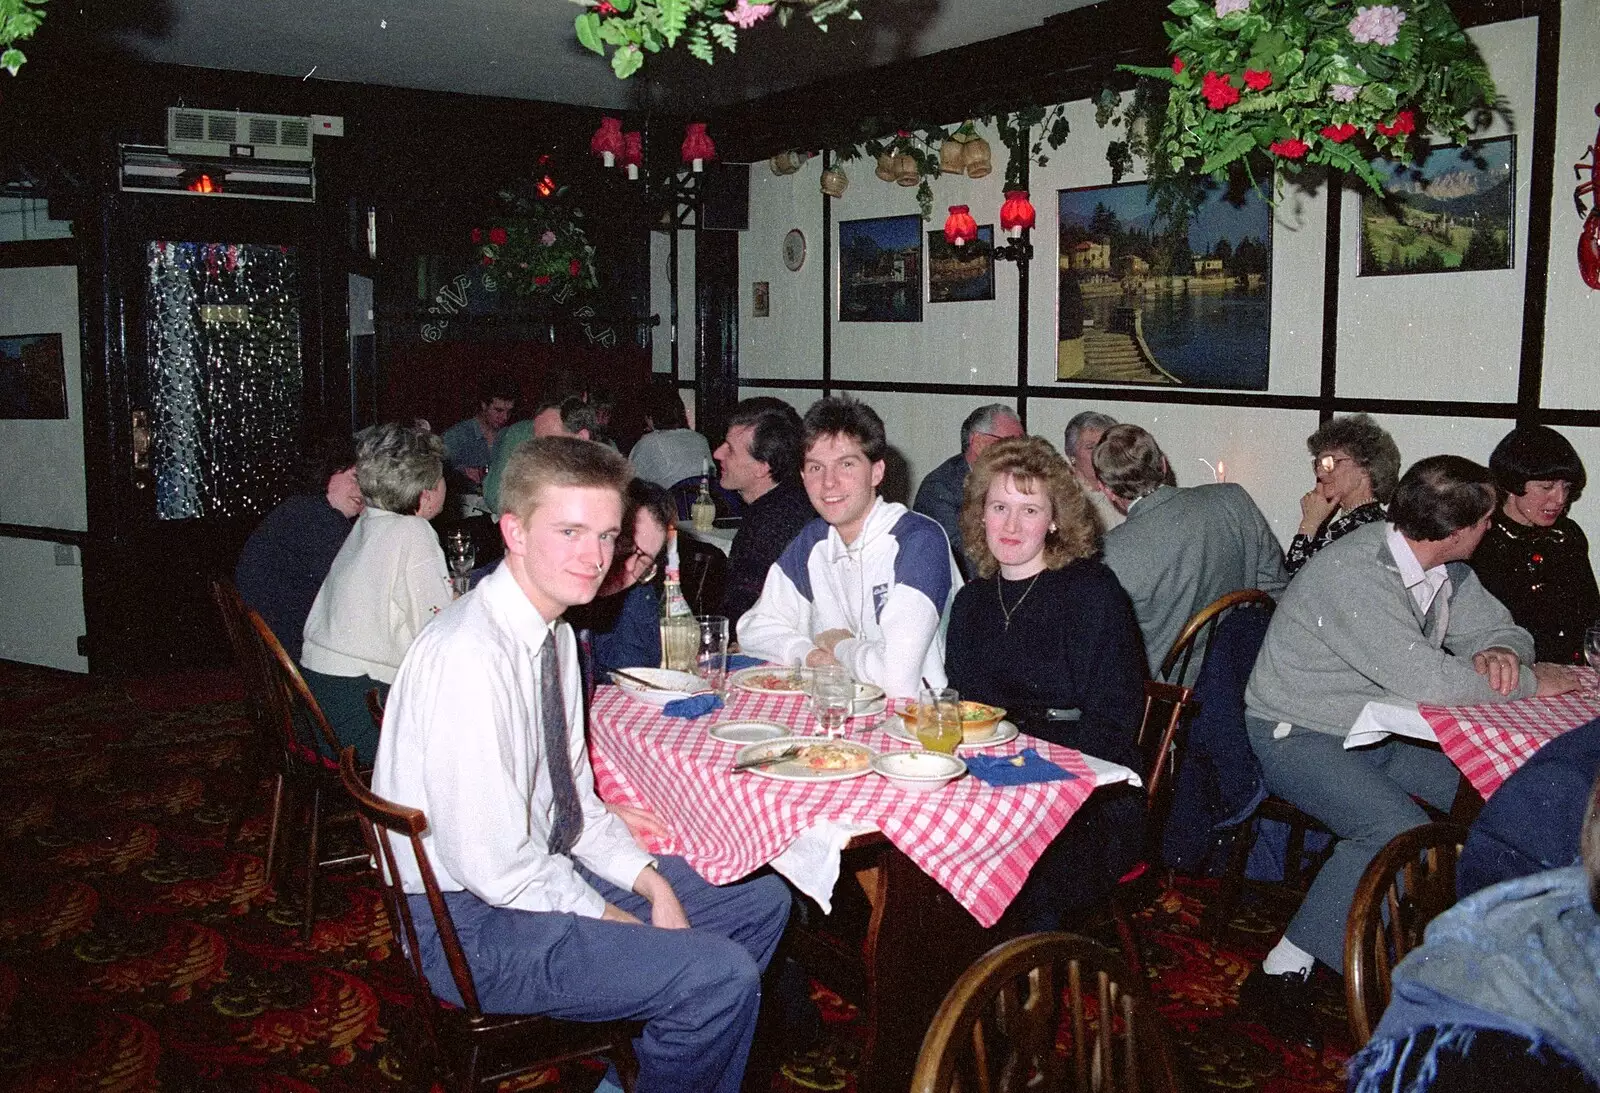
373, 436, 791, 1093
737, 396, 961, 699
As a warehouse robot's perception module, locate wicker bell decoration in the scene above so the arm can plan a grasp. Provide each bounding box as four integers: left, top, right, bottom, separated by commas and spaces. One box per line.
875, 154, 897, 182
820, 166, 849, 198
961, 136, 992, 179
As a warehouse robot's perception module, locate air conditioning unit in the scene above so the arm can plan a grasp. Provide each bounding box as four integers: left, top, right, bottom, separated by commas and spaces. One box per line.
166, 107, 313, 163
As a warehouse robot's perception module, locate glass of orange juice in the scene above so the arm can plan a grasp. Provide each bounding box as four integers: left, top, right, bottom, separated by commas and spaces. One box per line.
915, 687, 962, 754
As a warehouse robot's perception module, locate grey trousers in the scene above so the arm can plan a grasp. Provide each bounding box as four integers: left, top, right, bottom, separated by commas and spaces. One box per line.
1245, 715, 1460, 970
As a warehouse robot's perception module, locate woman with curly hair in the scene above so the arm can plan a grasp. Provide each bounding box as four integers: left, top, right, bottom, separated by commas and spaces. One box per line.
1286, 413, 1402, 575
944, 435, 1147, 930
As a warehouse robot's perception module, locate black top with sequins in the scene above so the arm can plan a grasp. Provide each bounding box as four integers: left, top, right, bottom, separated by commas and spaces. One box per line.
1470, 512, 1600, 665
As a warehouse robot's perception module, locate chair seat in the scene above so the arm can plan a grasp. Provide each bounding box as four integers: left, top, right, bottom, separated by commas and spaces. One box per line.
441, 1009, 643, 1084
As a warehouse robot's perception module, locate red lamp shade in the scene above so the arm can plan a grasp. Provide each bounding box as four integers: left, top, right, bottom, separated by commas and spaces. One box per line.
1000, 190, 1036, 238
621, 131, 643, 179
943, 205, 978, 247
590, 116, 624, 167
682, 122, 716, 172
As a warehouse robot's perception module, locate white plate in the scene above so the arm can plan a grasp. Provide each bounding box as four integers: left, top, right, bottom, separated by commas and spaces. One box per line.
729, 666, 812, 695
852, 682, 887, 719
731, 736, 876, 783
871, 749, 967, 793
708, 720, 789, 745
612, 667, 706, 707
880, 715, 1020, 752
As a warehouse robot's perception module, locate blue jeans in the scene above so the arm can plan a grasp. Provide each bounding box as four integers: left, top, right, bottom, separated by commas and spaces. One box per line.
408, 856, 791, 1093
1245, 716, 1459, 969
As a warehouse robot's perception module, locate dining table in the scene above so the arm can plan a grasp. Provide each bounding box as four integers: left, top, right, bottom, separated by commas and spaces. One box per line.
586, 682, 1141, 1093
1347, 667, 1600, 801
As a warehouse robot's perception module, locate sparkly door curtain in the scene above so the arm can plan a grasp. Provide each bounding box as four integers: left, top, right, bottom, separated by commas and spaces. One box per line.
145, 242, 303, 520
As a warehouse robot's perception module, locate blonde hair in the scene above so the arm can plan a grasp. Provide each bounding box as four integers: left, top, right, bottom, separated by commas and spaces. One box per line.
959, 436, 1098, 578
499, 435, 631, 523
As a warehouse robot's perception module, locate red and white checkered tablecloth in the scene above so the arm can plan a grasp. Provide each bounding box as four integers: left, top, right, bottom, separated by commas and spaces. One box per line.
586, 686, 1098, 928
1418, 668, 1600, 799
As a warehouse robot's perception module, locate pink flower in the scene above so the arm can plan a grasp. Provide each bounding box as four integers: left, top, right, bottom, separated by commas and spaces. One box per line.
1268, 138, 1310, 159
724, 0, 774, 29
540, 230, 557, 246
569, 259, 581, 276
534, 274, 552, 286
1330, 83, 1360, 103
1347, 4, 1407, 46
488, 227, 507, 245
1243, 69, 1272, 91
1320, 123, 1358, 142
1172, 56, 1186, 74
1201, 71, 1241, 110
1214, 0, 1250, 15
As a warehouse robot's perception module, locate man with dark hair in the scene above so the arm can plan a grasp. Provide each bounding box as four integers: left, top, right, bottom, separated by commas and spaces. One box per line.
738, 396, 960, 698
630, 383, 712, 490
714, 397, 817, 628
1239, 454, 1580, 1042
440, 374, 517, 486
912, 403, 1023, 577
482, 394, 597, 516
374, 436, 791, 1093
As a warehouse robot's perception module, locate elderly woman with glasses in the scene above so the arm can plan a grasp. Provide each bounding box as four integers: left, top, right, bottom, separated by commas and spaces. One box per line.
300, 422, 452, 764
1286, 414, 1402, 575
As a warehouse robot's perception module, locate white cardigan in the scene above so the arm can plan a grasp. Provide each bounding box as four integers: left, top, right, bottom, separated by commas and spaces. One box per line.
301, 506, 452, 683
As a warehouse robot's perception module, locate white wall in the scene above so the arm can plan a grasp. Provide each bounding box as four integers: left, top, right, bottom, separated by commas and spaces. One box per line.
0, 262, 89, 672
717, 2, 1600, 579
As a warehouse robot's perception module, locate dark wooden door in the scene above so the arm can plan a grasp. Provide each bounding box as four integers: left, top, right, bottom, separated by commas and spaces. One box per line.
81, 189, 332, 675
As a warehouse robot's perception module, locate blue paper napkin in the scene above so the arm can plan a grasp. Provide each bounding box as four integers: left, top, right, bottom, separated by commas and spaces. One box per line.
663, 694, 725, 719
726, 654, 765, 671
965, 748, 1079, 787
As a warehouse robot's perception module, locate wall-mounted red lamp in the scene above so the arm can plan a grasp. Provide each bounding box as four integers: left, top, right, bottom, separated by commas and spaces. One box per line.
622, 131, 643, 180
682, 122, 716, 172
942, 205, 978, 247
1000, 190, 1036, 238
590, 116, 624, 167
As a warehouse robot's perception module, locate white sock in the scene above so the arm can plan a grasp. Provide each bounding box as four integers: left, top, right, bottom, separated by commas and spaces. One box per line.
1262, 937, 1314, 977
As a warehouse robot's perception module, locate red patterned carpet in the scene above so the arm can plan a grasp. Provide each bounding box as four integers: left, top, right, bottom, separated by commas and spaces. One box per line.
0, 659, 1354, 1092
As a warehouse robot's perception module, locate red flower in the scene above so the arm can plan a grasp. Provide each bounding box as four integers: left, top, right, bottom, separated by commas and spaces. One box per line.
569, 259, 581, 276
488, 227, 508, 245
596, 0, 617, 14
1268, 138, 1310, 159
1376, 110, 1416, 136
1320, 123, 1358, 143
1201, 71, 1240, 110
480, 254, 495, 266
1243, 69, 1272, 91
470, 228, 483, 244
534, 274, 551, 286
1172, 56, 1186, 74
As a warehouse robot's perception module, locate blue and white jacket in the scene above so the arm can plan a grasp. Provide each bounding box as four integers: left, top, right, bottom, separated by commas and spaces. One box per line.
736, 497, 961, 699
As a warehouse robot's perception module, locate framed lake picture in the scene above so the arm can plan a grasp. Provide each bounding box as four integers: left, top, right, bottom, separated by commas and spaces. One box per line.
1358, 135, 1515, 277
839, 215, 922, 322
928, 225, 995, 303
1056, 180, 1272, 390
0, 332, 68, 419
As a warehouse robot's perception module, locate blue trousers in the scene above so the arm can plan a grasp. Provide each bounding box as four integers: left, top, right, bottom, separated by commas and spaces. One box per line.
1245, 717, 1459, 970
408, 856, 791, 1093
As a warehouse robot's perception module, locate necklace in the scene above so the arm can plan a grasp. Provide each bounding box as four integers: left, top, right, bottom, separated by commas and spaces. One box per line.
996, 573, 1042, 631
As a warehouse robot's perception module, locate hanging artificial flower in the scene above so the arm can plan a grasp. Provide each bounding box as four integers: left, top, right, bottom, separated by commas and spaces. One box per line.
725, 0, 774, 29
574, 0, 862, 79
475, 186, 598, 298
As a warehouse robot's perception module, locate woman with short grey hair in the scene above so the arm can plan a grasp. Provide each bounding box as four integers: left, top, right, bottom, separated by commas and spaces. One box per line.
1286, 413, 1401, 575
300, 423, 452, 764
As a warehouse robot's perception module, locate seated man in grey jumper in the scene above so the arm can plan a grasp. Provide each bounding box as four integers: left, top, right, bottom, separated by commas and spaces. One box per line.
1239, 453, 1580, 1045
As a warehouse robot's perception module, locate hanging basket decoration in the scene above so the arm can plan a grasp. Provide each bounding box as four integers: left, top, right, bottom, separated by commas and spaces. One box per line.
1120, 0, 1502, 194
574, 0, 864, 80
474, 190, 598, 299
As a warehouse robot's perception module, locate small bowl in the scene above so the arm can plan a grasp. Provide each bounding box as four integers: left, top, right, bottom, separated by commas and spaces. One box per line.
871, 749, 966, 793
612, 668, 705, 707
851, 682, 887, 719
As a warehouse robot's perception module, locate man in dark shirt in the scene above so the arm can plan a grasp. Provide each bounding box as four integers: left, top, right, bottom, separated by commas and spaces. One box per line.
713, 398, 817, 629
911, 403, 1023, 577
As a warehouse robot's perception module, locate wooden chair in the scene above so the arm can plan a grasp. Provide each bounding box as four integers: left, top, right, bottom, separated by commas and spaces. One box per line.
910, 932, 1182, 1093
338, 748, 641, 1092
1344, 821, 1467, 1045
209, 577, 290, 881
1158, 588, 1275, 685
246, 607, 372, 941
365, 687, 385, 729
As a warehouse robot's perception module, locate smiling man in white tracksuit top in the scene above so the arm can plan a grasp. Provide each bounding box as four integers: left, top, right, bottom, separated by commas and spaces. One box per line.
737, 397, 962, 699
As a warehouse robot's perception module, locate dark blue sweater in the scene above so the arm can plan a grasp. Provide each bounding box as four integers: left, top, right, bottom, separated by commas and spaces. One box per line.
233, 494, 353, 662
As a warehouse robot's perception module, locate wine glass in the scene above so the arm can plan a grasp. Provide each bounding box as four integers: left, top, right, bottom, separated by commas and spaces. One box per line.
1585, 622, 1600, 672
445, 530, 476, 578
810, 666, 853, 738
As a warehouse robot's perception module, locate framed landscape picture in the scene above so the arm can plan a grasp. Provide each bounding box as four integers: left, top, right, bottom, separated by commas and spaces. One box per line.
1357, 135, 1516, 277
1056, 181, 1272, 390
927, 225, 995, 303
839, 215, 922, 322
0, 332, 68, 419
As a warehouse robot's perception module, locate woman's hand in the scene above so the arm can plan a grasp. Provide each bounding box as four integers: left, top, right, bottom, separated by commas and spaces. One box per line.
1298, 488, 1339, 536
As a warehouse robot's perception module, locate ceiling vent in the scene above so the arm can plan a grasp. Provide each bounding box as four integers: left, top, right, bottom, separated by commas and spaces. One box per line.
166, 107, 314, 163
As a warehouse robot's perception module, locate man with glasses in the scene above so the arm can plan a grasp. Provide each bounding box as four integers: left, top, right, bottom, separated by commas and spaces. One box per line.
912, 403, 1024, 577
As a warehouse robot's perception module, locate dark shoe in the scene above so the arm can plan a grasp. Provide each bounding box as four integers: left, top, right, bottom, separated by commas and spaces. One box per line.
1238, 965, 1323, 1051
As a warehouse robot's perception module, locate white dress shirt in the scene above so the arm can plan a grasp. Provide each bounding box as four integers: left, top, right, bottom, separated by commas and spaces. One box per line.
372, 563, 655, 917
1386, 523, 1451, 622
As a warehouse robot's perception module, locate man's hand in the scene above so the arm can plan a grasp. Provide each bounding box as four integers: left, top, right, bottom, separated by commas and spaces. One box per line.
1533, 661, 1582, 698
813, 628, 853, 654
632, 865, 689, 930
1472, 647, 1524, 696
601, 902, 643, 925
805, 647, 843, 669
606, 802, 670, 851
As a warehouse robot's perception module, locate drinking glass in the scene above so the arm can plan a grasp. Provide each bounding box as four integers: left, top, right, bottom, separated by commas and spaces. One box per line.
810, 666, 854, 738
916, 686, 963, 754
695, 615, 730, 697
445, 529, 476, 579
1585, 622, 1600, 672
659, 616, 699, 672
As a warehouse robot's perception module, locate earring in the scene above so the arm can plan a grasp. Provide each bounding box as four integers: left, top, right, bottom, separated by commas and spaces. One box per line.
1049, 524, 1058, 533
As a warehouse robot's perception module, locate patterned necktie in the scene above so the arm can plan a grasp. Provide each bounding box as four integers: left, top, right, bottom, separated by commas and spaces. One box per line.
540, 631, 583, 856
